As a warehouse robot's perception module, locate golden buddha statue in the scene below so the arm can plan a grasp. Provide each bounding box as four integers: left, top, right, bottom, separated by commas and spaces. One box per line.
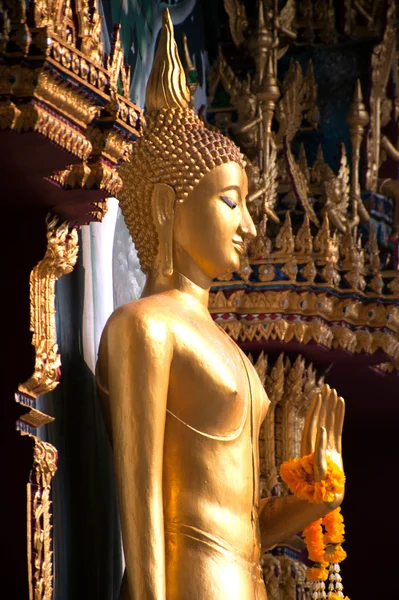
96, 10, 345, 600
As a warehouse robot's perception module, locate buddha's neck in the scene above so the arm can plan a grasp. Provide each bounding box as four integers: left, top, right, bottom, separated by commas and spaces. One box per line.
142, 268, 211, 311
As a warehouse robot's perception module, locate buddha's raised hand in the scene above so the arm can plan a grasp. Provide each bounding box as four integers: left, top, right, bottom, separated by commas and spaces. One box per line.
301, 383, 346, 509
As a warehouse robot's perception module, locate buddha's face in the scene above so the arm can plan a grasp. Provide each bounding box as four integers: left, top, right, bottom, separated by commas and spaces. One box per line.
173, 162, 256, 279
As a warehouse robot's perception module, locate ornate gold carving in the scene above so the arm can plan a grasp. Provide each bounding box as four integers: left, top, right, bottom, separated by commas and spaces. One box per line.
107, 24, 131, 97
295, 214, 312, 256
35, 70, 100, 128
365, 1, 396, 191
314, 213, 340, 286
275, 60, 302, 146
208, 49, 260, 160
210, 289, 399, 362
211, 288, 399, 330
301, 60, 318, 129
262, 553, 281, 599
77, 0, 104, 67
284, 137, 319, 225
260, 353, 284, 496
363, 224, 384, 295
278, 555, 312, 600
0, 0, 143, 204
341, 230, 366, 291
89, 200, 108, 222
18, 215, 79, 399
323, 144, 350, 233
223, 0, 248, 48
181, 33, 198, 108
282, 356, 306, 463
275, 211, 295, 256
26, 434, 58, 600
259, 353, 324, 499
0, 98, 21, 129
311, 144, 327, 187
346, 80, 369, 225
15, 102, 93, 160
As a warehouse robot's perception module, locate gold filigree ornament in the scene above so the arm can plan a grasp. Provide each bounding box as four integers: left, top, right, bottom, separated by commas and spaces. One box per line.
26, 434, 58, 600
365, 1, 396, 192
18, 215, 79, 399
284, 137, 319, 226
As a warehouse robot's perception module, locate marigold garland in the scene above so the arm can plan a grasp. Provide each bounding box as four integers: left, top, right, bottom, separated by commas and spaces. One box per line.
280, 454, 349, 600
279, 453, 345, 503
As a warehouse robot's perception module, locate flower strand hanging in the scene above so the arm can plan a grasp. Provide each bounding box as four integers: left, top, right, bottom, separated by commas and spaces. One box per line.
280, 453, 349, 600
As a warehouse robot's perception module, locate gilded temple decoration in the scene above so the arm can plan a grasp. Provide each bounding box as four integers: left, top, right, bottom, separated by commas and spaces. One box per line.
0, 1, 145, 594
275, 60, 305, 147
344, 0, 391, 39
207, 0, 399, 407
26, 434, 58, 600
256, 353, 324, 498
365, 225, 384, 295
18, 216, 79, 402
284, 139, 319, 226
323, 145, 350, 233
0, 0, 143, 223
208, 8, 399, 580
181, 33, 198, 108
223, 0, 392, 50
365, 0, 396, 192
347, 80, 370, 226
224, 0, 248, 48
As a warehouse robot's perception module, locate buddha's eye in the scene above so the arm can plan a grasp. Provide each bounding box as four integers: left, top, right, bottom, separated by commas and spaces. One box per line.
220, 195, 237, 209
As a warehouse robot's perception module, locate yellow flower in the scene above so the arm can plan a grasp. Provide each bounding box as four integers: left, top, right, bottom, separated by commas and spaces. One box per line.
307, 566, 329, 581
303, 519, 325, 563
323, 507, 345, 544
324, 543, 347, 563
280, 454, 345, 504
280, 453, 349, 593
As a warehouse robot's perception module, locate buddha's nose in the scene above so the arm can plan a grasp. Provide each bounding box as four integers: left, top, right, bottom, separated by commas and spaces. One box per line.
239, 204, 257, 241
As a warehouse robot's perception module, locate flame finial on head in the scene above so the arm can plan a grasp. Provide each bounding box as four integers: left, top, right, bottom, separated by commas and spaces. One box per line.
145, 9, 190, 111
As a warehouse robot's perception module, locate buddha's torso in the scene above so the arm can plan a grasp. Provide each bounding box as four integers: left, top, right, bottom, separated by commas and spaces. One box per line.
97, 291, 269, 599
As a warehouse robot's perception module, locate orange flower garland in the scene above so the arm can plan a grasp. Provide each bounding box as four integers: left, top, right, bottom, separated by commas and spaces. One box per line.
302, 519, 328, 582
279, 453, 345, 503
280, 454, 349, 600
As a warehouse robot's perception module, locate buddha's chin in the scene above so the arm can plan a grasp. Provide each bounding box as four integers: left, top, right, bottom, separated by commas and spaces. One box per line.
219, 256, 240, 276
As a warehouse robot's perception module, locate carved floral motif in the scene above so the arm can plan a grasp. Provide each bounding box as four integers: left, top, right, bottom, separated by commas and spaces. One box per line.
18, 216, 79, 399
26, 434, 58, 600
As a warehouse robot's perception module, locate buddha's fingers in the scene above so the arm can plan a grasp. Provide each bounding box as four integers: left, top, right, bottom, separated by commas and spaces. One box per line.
334, 396, 345, 455
317, 384, 330, 430
300, 392, 321, 457
314, 426, 327, 482
325, 388, 338, 450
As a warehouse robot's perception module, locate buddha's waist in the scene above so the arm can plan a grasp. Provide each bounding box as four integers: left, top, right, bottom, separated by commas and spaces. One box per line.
164, 521, 262, 571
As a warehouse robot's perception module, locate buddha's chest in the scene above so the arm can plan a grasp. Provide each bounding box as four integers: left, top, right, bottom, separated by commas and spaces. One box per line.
167, 318, 267, 439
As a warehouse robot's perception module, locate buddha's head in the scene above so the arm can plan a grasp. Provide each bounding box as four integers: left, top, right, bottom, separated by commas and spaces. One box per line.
118, 10, 256, 279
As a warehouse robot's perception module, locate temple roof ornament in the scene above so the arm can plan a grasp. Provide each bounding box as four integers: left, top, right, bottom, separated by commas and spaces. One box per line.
0, 0, 143, 224
207, 0, 399, 377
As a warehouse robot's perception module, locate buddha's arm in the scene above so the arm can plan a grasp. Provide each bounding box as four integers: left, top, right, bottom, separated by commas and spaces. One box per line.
103, 308, 173, 600
259, 494, 336, 551
259, 385, 345, 551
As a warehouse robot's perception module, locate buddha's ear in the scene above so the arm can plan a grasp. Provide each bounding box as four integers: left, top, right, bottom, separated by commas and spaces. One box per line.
152, 183, 176, 277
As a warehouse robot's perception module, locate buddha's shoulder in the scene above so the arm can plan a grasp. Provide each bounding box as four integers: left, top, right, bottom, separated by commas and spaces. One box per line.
103, 295, 174, 340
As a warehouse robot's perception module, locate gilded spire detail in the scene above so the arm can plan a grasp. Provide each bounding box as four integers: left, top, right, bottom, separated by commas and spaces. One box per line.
145, 9, 190, 111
